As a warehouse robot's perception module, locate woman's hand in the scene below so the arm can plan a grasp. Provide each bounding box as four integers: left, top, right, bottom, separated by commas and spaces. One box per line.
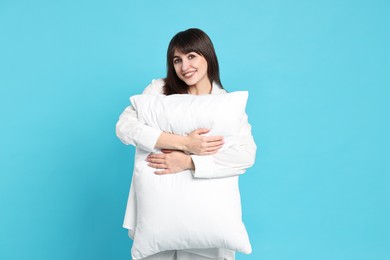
146, 150, 195, 175
155, 128, 223, 155
184, 128, 224, 155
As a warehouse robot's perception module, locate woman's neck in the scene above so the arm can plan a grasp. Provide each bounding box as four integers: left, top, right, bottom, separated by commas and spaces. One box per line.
188, 82, 212, 95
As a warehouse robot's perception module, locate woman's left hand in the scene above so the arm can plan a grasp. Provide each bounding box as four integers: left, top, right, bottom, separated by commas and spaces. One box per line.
146, 150, 195, 175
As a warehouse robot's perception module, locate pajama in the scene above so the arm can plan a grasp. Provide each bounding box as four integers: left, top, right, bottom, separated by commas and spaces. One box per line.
117, 79, 256, 259
138, 249, 235, 260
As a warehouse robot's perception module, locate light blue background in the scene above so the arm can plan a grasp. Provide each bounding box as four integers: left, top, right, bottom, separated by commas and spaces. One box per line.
0, 0, 389, 259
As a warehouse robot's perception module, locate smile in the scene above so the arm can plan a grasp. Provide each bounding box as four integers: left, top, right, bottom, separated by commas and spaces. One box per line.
183, 70, 196, 78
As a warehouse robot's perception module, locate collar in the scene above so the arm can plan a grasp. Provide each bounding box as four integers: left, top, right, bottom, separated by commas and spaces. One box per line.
211, 81, 226, 94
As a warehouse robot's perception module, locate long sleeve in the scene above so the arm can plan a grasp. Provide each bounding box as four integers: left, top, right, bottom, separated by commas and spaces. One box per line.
116, 79, 257, 178
116, 105, 162, 152
190, 113, 257, 179
115, 79, 165, 152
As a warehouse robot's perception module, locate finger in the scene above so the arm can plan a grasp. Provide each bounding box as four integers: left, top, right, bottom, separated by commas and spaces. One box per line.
203, 136, 224, 142
147, 163, 167, 169
205, 145, 223, 153
161, 149, 174, 153
154, 169, 171, 175
206, 143, 224, 151
147, 158, 166, 164
197, 151, 218, 156
193, 128, 210, 135
205, 140, 224, 148
147, 153, 166, 159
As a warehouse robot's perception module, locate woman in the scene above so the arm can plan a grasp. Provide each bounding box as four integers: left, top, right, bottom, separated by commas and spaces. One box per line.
116, 28, 256, 260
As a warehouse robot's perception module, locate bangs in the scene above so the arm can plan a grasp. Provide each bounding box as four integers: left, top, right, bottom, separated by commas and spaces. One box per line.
169, 33, 204, 57
164, 28, 223, 94
173, 44, 202, 56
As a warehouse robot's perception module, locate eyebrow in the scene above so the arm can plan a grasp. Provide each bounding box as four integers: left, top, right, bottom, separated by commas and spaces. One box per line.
173, 52, 196, 58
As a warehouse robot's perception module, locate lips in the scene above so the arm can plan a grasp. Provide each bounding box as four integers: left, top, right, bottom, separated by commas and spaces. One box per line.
183, 70, 196, 78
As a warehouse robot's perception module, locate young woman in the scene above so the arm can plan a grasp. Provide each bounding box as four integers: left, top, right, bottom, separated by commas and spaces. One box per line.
116, 28, 257, 260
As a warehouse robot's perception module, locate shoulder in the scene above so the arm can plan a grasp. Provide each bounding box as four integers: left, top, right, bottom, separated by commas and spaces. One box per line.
142, 78, 166, 95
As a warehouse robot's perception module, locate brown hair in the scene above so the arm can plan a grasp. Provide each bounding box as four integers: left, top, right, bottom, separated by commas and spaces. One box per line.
163, 28, 223, 95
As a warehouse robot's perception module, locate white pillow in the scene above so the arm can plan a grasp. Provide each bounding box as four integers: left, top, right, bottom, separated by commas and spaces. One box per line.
129, 91, 251, 259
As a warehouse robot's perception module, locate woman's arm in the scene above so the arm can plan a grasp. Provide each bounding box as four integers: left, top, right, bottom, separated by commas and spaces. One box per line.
156, 128, 224, 155
116, 105, 162, 152
191, 113, 256, 178
116, 79, 224, 154
116, 79, 165, 152
147, 114, 257, 178
116, 106, 224, 154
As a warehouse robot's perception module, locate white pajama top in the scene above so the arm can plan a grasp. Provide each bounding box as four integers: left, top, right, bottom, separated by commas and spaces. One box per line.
116, 79, 257, 259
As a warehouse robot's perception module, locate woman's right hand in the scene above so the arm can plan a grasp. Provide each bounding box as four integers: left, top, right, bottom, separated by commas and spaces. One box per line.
184, 128, 224, 155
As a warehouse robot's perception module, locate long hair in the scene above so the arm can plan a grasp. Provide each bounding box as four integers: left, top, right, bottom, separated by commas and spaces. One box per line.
163, 28, 223, 95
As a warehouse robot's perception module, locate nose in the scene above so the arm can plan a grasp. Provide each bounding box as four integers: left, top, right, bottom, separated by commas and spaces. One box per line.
181, 59, 190, 71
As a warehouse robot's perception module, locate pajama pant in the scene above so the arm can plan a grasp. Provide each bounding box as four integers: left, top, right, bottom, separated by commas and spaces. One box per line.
138, 249, 235, 260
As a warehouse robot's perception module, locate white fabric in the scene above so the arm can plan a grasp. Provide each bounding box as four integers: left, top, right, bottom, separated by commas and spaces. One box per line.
139, 250, 233, 260
181, 249, 235, 260
116, 79, 257, 260
140, 250, 176, 260
130, 91, 247, 148
128, 91, 251, 259
116, 79, 257, 178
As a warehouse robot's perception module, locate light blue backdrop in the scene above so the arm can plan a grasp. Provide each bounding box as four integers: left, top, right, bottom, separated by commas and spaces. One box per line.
0, 0, 389, 259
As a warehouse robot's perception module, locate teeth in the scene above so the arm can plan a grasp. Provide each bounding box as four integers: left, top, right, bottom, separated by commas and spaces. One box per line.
184, 71, 196, 77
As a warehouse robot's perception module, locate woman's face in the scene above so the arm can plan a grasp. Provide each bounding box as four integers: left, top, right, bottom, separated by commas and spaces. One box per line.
173, 49, 210, 88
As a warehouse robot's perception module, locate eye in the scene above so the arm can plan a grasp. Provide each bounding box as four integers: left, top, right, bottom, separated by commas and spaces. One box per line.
173, 58, 181, 64
188, 54, 196, 60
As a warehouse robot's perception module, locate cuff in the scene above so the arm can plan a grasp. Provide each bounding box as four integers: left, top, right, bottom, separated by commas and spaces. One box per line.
136, 125, 162, 152
190, 155, 215, 178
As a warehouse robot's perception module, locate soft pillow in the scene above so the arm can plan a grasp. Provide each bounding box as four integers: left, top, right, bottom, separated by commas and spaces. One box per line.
129, 91, 251, 259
